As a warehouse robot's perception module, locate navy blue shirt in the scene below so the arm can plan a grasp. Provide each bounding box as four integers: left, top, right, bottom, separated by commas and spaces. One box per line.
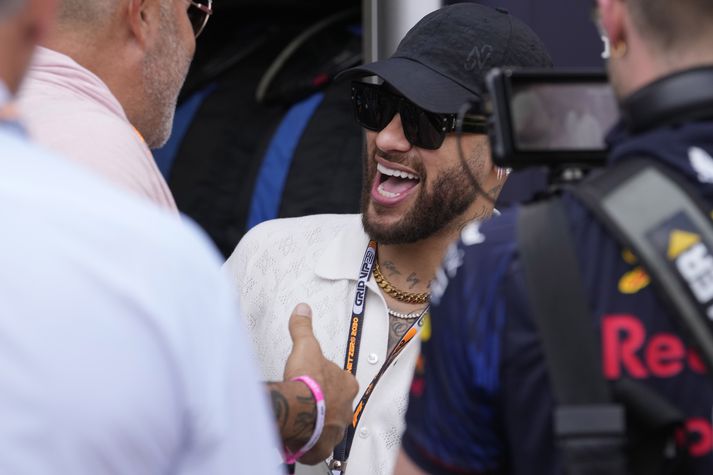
402, 119, 713, 474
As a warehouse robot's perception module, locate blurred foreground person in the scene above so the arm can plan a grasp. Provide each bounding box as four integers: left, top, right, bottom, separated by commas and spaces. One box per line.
0, 0, 354, 472
396, 0, 713, 474
13, 0, 360, 463
225, 4, 551, 474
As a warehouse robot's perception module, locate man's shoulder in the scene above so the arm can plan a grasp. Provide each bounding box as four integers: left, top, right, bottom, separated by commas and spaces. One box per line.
1, 128, 229, 356
431, 211, 521, 307
22, 98, 142, 149
238, 213, 362, 253
1, 130, 219, 276
459, 199, 595, 263
19, 67, 145, 156
246, 213, 361, 236
458, 210, 521, 266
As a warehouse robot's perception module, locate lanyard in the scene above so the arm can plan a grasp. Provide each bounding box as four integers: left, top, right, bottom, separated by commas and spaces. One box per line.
330, 241, 427, 474
342, 240, 377, 374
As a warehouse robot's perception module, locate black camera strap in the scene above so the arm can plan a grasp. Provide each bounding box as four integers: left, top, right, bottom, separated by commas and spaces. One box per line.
518, 198, 628, 475
570, 158, 713, 377
518, 156, 713, 475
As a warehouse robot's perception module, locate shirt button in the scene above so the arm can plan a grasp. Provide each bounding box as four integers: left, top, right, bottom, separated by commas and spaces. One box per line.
359, 427, 369, 438
367, 353, 379, 364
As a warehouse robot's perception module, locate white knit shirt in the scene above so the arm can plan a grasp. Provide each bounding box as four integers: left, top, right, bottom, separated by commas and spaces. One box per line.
224, 214, 423, 475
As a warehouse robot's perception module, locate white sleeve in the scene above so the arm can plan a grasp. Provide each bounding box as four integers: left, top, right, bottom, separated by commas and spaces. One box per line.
173, 234, 284, 474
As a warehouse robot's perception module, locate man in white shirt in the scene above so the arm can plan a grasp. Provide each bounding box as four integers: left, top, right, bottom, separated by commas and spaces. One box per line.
224, 4, 553, 474
0, 0, 356, 472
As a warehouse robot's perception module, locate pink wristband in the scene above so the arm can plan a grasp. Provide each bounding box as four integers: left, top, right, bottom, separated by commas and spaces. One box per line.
284, 375, 326, 465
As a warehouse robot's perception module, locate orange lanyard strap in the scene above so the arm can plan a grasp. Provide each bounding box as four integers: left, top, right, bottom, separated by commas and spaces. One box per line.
331, 239, 426, 473
343, 307, 428, 457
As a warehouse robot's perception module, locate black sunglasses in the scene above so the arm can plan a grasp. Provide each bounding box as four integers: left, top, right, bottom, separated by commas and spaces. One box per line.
186, 0, 212, 38
350, 81, 487, 150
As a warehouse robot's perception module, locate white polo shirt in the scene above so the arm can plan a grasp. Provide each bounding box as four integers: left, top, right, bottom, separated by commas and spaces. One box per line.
225, 214, 423, 475
0, 122, 280, 474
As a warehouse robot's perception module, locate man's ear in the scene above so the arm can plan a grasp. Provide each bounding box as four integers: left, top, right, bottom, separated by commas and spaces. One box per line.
597, 0, 627, 48
126, 0, 157, 48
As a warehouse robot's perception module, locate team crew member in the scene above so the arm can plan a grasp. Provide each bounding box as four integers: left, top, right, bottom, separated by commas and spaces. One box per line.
396, 0, 713, 473
224, 4, 552, 474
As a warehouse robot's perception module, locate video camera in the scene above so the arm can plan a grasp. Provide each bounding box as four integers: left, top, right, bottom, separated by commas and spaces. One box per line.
484, 68, 618, 174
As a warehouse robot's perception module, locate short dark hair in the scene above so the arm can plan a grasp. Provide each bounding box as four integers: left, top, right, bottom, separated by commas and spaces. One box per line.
629, 0, 713, 50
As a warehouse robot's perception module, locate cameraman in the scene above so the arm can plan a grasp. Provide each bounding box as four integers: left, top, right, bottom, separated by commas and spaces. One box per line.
394, 0, 713, 474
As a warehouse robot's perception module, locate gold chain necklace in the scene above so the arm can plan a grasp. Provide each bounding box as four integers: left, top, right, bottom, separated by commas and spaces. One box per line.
373, 260, 430, 305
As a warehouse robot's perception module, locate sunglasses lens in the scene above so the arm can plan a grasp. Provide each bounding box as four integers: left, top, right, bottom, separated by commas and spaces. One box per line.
187, 1, 209, 37
400, 103, 446, 150
352, 83, 396, 131
351, 82, 448, 149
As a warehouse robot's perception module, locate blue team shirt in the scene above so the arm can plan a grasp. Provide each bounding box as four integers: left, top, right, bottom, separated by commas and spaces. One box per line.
402, 120, 713, 474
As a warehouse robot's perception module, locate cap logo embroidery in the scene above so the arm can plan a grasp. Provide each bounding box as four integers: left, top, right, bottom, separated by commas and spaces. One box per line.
465, 45, 494, 72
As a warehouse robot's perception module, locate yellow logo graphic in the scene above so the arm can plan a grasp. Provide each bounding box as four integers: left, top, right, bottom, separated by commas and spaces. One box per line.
420, 313, 431, 342
622, 249, 638, 265
619, 267, 650, 295
667, 230, 701, 259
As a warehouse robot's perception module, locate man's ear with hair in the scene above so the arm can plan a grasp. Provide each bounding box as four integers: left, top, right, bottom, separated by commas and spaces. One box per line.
597, 0, 627, 49
126, 0, 159, 49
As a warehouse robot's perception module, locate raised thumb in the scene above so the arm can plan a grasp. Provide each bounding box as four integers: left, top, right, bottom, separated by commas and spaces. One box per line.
288, 303, 314, 343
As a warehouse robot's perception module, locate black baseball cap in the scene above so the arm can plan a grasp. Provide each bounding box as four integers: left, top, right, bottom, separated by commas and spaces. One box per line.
339, 3, 552, 114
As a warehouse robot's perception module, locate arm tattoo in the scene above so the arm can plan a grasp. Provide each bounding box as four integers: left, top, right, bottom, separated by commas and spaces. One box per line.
382, 260, 401, 277
291, 395, 317, 443
406, 272, 420, 290
267, 383, 317, 449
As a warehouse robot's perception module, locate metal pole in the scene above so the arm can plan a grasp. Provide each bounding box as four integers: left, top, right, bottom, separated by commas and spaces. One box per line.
362, 0, 443, 64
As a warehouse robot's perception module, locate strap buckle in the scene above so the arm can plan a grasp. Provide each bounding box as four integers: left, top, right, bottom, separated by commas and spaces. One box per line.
555, 404, 628, 475
328, 459, 346, 474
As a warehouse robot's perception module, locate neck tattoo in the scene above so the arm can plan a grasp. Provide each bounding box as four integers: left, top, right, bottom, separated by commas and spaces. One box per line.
373, 260, 430, 305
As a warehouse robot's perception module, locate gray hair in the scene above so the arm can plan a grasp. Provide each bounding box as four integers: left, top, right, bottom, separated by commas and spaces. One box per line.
56, 0, 117, 30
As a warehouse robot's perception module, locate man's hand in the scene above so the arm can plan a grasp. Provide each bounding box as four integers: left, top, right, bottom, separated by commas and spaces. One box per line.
269, 303, 358, 465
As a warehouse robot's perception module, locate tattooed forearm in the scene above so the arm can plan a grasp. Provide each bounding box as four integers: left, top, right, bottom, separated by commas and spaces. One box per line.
382, 260, 401, 277
293, 414, 316, 441
266, 382, 317, 451
406, 272, 420, 289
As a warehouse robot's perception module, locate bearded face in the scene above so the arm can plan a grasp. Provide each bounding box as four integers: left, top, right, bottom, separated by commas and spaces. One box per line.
361, 124, 492, 244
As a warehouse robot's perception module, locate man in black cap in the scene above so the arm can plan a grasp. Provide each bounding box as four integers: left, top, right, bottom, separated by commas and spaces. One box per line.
224, 4, 551, 474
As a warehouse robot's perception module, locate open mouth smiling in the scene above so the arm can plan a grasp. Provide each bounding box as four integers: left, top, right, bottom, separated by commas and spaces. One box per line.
372, 161, 421, 204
